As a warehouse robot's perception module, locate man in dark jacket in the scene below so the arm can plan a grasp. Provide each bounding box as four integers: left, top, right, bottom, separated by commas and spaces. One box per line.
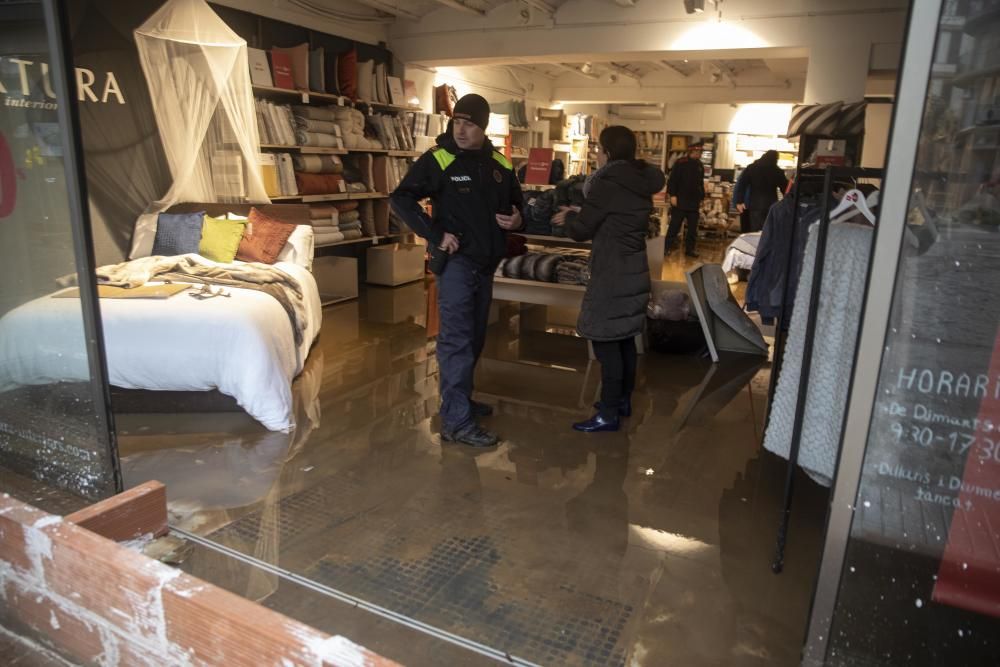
742, 150, 788, 232
665, 144, 705, 257
390, 94, 524, 448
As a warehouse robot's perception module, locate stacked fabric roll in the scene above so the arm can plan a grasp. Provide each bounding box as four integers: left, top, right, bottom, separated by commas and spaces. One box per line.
497, 251, 588, 284
555, 259, 590, 285
293, 152, 345, 196
333, 106, 383, 150
308, 204, 343, 245
292, 106, 344, 148
335, 201, 364, 240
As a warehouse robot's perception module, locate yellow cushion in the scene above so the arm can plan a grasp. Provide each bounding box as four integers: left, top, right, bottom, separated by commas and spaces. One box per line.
198, 215, 246, 263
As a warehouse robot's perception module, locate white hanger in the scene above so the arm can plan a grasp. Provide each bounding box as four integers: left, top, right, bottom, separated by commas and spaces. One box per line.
829, 188, 876, 224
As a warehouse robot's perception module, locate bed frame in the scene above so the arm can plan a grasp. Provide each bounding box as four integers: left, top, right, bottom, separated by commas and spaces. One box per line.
111, 202, 311, 417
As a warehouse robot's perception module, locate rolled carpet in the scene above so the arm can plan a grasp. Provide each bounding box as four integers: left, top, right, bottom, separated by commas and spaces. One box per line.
293, 105, 337, 122
293, 154, 343, 174
295, 130, 339, 148
293, 116, 341, 135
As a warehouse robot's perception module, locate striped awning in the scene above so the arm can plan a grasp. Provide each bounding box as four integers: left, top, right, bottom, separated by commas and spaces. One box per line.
787, 101, 868, 138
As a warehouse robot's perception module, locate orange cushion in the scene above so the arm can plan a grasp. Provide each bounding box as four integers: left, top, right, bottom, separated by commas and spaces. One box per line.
295, 172, 345, 195
333, 201, 359, 213
236, 207, 296, 264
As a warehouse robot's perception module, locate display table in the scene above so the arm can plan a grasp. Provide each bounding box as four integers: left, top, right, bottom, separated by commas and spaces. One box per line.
494, 235, 665, 307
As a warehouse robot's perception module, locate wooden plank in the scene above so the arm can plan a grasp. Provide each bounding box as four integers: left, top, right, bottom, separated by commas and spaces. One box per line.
65, 480, 168, 542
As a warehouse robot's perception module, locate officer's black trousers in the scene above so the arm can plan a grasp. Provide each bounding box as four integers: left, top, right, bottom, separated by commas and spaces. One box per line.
666, 207, 699, 254
437, 254, 493, 434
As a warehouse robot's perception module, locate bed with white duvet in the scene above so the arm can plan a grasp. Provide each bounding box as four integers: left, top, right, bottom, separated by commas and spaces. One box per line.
0, 214, 321, 433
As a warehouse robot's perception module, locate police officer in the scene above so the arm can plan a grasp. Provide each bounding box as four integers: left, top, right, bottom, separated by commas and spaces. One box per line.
391, 94, 524, 447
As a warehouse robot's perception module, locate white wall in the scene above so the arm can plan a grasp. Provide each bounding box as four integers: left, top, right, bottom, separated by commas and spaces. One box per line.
862, 102, 895, 168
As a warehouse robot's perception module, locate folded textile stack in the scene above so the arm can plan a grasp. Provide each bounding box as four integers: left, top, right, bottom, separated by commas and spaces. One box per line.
367, 113, 415, 152
334, 202, 365, 240
308, 204, 338, 227
490, 99, 529, 128
332, 106, 383, 150
291, 106, 346, 149
255, 100, 296, 146
259, 152, 298, 197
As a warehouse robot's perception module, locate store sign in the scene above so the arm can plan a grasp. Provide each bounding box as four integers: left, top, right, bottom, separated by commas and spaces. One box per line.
524, 148, 554, 185
863, 225, 1000, 618
1, 56, 126, 108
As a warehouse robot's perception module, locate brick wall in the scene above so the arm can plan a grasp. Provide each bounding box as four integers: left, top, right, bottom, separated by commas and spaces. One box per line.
0, 493, 397, 666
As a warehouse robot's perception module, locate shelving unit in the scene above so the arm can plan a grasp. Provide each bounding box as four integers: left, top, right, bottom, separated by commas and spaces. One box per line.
253, 79, 424, 307
252, 84, 421, 113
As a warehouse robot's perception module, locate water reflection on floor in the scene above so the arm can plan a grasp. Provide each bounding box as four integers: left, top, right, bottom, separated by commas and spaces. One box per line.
117, 244, 827, 667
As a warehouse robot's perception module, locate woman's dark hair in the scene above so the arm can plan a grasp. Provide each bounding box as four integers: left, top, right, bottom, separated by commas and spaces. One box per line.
599, 125, 639, 163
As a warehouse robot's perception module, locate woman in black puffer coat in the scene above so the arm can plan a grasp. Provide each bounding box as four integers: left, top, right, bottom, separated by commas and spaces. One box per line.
552, 126, 666, 432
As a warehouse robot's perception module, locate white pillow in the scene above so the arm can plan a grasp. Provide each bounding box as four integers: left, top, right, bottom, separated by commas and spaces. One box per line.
227, 212, 249, 221
277, 225, 314, 270
129, 212, 159, 259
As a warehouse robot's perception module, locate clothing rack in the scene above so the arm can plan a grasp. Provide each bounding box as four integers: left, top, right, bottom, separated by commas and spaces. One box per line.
769, 164, 884, 574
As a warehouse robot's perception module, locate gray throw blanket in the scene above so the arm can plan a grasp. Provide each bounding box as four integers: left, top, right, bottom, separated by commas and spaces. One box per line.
91, 256, 308, 347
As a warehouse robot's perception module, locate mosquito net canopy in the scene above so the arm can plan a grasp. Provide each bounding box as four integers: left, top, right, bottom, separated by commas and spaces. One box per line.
129, 0, 268, 258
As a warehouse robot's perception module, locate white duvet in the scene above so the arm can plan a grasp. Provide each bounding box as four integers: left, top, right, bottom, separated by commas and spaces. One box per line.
0, 259, 321, 432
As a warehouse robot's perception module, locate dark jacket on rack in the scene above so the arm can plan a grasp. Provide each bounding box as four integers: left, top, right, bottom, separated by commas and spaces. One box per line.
743, 150, 788, 212
390, 130, 524, 268
564, 160, 665, 342
666, 156, 705, 210
745, 188, 823, 321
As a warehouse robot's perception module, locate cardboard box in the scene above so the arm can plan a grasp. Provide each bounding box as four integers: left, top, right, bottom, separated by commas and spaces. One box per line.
366, 283, 426, 324
366, 243, 425, 286
312, 255, 358, 304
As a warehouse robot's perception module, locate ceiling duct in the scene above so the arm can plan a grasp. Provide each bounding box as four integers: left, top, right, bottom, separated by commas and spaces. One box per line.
610, 104, 664, 120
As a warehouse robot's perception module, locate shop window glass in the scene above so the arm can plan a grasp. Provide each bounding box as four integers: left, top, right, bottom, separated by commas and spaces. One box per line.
0, 2, 117, 498
826, 0, 1000, 663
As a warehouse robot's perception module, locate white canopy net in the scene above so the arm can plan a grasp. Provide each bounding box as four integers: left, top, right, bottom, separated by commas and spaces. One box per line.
129, 0, 268, 258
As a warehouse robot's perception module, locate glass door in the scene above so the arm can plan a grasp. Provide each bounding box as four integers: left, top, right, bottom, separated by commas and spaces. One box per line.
806, 0, 1000, 663
0, 1, 118, 499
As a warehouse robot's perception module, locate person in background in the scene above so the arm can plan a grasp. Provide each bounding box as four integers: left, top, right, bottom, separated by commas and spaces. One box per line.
741, 150, 788, 232
391, 93, 524, 448
665, 143, 705, 258
733, 166, 752, 233
552, 126, 665, 432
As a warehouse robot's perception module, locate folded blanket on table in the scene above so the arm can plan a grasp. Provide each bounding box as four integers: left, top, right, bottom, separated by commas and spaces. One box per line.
293, 116, 341, 135
91, 255, 307, 346
338, 210, 360, 224
295, 172, 344, 195
293, 154, 343, 174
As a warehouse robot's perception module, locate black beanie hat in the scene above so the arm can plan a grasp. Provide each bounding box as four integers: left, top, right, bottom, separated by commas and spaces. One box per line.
453, 94, 491, 131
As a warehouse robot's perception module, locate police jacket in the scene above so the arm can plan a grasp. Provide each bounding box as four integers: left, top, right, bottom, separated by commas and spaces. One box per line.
666, 156, 705, 210
390, 131, 524, 268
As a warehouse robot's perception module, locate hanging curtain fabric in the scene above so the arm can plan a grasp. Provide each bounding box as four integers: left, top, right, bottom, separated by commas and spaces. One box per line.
129, 0, 268, 259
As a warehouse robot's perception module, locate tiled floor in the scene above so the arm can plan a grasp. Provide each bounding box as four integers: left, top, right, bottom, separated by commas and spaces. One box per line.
117, 239, 830, 666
